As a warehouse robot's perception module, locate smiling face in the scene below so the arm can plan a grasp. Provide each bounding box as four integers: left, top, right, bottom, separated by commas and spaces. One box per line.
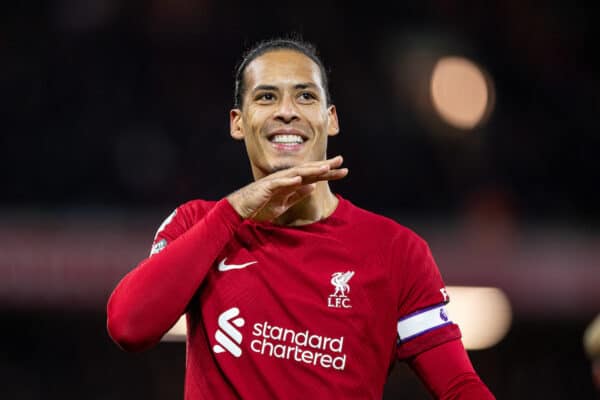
230, 49, 339, 180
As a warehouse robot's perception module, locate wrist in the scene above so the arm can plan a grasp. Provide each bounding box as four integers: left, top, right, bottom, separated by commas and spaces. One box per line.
225, 192, 250, 219
216, 197, 245, 229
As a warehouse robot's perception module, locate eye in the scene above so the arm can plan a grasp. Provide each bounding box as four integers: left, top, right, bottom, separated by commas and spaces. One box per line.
298, 92, 317, 103
256, 92, 276, 102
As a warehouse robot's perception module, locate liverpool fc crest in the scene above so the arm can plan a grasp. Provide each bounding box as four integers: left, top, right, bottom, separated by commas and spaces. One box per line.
328, 271, 355, 309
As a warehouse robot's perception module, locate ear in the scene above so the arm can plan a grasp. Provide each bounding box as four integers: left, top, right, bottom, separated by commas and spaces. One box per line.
230, 108, 244, 140
326, 105, 340, 137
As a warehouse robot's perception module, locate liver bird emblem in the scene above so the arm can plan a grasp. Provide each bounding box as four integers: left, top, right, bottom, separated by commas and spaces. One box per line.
330, 271, 355, 297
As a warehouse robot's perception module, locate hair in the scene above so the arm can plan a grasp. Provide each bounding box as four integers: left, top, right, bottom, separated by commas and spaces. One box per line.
233, 36, 331, 109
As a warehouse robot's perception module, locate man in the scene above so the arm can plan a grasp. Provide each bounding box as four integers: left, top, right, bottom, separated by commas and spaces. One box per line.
107, 38, 495, 399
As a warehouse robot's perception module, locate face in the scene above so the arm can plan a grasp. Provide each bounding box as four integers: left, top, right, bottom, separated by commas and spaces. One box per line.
230, 49, 339, 179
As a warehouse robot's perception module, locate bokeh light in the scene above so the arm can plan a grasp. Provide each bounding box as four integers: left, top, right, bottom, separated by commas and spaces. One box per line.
162, 315, 187, 341
430, 56, 494, 130
446, 286, 512, 350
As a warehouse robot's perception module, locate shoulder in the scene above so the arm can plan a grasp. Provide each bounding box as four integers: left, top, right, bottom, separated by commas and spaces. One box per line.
337, 196, 423, 245
175, 198, 219, 223
152, 198, 218, 242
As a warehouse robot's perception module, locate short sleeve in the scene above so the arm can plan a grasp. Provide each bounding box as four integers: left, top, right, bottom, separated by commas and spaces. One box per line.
392, 231, 461, 360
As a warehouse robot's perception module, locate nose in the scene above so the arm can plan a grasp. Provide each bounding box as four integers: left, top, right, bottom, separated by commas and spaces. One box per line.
274, 94, 300, 123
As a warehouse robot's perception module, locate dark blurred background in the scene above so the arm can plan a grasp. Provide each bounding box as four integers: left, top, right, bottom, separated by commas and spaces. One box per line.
1, 0, 598, 398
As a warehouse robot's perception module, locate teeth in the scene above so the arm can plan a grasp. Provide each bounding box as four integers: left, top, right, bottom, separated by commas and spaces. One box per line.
272, 134, 303, 144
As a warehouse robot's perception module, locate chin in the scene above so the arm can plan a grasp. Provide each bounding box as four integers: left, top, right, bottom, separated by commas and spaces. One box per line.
266, 154, 305, 173
270, 163, 296, 173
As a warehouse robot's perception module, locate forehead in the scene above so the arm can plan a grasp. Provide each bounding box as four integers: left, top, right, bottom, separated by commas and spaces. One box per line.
244, 49, 324, 91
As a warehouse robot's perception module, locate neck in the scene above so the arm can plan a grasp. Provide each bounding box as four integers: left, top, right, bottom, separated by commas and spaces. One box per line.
274, 181, 338, 226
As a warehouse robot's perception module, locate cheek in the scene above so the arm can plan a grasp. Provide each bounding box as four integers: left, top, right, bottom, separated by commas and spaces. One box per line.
306, 110, 329, 131
246, 109, 270, 131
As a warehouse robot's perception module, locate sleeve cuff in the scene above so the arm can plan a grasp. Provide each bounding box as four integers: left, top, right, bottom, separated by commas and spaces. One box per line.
213, 198, 244, 232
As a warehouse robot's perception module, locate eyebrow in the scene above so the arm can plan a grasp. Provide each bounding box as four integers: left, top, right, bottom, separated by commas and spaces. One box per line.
294, 82, 319, 90
252, 82, 319, 92
253, 85, 278, 92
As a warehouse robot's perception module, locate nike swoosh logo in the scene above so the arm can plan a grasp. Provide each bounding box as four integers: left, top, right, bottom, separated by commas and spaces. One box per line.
218, 258, 257, 272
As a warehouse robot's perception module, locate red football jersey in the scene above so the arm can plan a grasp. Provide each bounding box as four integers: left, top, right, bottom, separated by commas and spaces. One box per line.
108, 196, 461, 399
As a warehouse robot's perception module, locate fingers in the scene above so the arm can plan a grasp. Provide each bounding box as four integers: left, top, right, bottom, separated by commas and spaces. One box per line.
268, 166, 348, 189
268, 156, 347, 184
254, 183, 317, 222
302, 155, 344, 172
296, 155, 343, 170
271, 156, 343, 178
266, 176, 302, 191
326, 155, 344, 169
285, 164, 331, 180
227, 155, 348, 221
285, 183, 316, 205
301, 167, 348, 184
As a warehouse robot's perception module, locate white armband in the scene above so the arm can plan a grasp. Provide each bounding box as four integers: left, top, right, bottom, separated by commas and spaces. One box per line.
397, 304, 452, 342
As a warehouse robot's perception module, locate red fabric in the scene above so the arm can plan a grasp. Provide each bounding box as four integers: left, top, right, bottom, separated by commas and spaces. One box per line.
410, 339, 495, 399
106, 199, 242, 352
107, 195, 490, 398
392, 233, 462, 360
397, 323, 462, 361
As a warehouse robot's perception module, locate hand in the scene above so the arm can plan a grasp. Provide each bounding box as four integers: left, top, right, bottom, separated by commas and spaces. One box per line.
226, 156, 348, 222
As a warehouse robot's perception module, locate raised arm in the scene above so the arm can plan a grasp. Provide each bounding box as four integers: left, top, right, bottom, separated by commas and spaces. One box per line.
107, 199, 242, 352
106, 156, 347, 352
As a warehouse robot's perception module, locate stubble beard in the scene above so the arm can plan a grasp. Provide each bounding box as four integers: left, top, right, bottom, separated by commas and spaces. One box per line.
270, 164, 295, 173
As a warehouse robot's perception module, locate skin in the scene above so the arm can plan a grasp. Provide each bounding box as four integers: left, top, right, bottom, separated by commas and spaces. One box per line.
227, 50, 348, 225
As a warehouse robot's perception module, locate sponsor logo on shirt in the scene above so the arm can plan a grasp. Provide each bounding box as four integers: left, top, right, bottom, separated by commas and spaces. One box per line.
213, 307, 245, 357
217, 258, 258, 272
212, 308, 347, 370
327, 271, 355, 309
250, 321, 347, 371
